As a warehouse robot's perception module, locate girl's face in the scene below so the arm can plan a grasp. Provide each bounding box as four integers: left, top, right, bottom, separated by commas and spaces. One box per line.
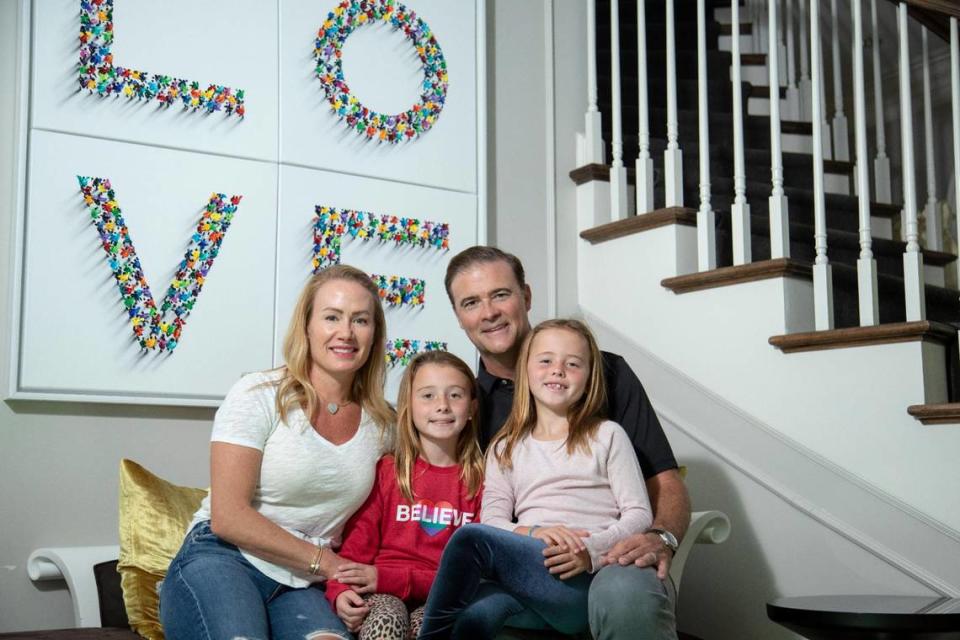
526, 327, 590, 414
410, 364, 476, 448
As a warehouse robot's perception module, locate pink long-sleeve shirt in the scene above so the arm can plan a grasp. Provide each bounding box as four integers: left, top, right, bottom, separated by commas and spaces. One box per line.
481, 420, 653, 571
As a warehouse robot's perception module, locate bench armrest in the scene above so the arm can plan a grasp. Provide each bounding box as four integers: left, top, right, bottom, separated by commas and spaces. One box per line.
28, 545, 121, 627
669, 510, 731, 594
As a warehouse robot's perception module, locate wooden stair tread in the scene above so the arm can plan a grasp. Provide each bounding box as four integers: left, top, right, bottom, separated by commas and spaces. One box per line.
741, 53, 767, 65
580, 208, 697, 244
661, 258, 812, 293
747, 84, 788, 99
719, 23, 753, 35
906, 403, 960, 425
769, 321, 956, 353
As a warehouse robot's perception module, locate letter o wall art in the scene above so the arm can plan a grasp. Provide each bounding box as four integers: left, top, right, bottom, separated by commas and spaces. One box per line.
9, 0, 484, 405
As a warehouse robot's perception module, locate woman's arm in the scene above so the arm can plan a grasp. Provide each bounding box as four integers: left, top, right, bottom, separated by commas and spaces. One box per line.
208, 442, 345, 579
581, 423, 654, 571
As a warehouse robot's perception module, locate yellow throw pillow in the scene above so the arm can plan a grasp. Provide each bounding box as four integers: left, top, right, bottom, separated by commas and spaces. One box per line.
118, 459, 207, 640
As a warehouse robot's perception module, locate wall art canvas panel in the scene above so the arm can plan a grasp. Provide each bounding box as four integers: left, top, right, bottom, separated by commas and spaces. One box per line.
31, 0, 279, 162
18, 130, 278, 403
276, 165, 477, 399
279, 0, 477, 193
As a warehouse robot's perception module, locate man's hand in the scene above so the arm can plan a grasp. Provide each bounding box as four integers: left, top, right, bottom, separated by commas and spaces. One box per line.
602, 532, 673, 579
543, 545, 592, 580
335, 590, 369, 632
531, 525, 590, 553
334, 562, 378, 594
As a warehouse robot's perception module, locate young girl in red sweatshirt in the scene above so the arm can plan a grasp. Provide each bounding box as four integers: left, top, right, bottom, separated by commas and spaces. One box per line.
324, 351, 484, 639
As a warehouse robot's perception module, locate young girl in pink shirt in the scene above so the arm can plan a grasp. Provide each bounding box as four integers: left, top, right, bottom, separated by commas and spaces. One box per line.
324, 351, 484, 640
418, 319, 653, 639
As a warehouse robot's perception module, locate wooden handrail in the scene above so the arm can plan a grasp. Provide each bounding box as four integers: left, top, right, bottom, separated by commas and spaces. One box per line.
883, 1, 957, 42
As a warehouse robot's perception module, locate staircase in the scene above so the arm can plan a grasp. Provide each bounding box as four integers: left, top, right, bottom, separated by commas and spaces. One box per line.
578, 0, 960, 401
567, 1, 960, 634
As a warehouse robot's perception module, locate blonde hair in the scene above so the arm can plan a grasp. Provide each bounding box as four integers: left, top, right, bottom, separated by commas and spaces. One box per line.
394, 351, 484, 502
491, 318, 607, 469
275, 265, 395, 431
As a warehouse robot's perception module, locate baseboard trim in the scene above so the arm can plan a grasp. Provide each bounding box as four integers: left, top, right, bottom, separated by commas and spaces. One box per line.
585, 311, 960, 596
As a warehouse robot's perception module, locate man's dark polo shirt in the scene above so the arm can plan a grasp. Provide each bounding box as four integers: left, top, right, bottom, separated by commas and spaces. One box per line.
477, 351, 678, 480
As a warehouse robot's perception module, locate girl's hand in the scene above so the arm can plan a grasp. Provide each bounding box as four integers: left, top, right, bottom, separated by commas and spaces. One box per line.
334, 562, 378, 594
335, 590, 369, 632
544, 546, 592, 580
531, 525, 590, 553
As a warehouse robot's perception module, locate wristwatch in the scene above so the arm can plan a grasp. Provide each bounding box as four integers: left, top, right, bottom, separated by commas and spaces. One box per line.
647, 528, 678, 554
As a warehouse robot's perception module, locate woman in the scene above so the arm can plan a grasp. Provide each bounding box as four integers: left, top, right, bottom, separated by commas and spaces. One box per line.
159, 265, 395, 640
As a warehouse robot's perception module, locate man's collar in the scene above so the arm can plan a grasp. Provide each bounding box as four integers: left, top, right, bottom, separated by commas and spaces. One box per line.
477, 358, 509, 394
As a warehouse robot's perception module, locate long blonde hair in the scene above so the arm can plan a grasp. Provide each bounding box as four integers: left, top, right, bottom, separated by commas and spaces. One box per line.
275, 265, 395, 431
491, 319, 607, 469
394, 351, 484, 502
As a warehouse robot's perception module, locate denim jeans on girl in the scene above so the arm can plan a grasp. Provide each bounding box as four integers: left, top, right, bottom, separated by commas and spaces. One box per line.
158, 521, 351, 640
418, 523, 594, 639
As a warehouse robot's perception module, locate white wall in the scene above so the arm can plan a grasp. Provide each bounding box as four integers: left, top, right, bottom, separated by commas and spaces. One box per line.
0, 0, 480, 631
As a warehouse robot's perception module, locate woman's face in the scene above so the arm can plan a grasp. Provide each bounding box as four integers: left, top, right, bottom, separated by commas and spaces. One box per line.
306, 278, 377, 381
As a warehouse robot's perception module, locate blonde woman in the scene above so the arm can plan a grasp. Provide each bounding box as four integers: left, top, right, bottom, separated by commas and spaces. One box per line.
418, 319, 653, 639
160, 265, 395, 640
325, 351, 484, 640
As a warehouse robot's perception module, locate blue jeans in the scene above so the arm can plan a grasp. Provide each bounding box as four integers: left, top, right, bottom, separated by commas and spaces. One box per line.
418, 524, 594, 639
588, 563, 677, 640
159, 521, 351, 640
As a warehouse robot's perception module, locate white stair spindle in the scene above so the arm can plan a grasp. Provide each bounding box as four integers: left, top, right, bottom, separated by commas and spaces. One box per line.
811, 0, 834, 330
899, 2, 926, 321
951, 17, 960, 347
831, 0, 850, 161
870, 0, 891, 203
818, 34, 834, 161
665, 0, 684, 206
922, 29, 941, 250
798, 0, 812, 121
584, 0, 604, 165
852, 0, 879, 326
610, 0, 628, 219
636, 0, 654, 214
784, 0, 801, 120
697, 0, 716, 271
732, 0, 751, 265
769, 0, 790, 258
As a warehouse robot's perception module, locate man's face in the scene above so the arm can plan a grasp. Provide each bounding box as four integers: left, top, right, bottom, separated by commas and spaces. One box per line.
449, 260, 532, 360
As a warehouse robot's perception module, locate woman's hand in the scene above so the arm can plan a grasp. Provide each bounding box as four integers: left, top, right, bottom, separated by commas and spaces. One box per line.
335, 590, 369, 632
333, 562, 378, 594
543, 546, 592, 580
531, 525, 590, 553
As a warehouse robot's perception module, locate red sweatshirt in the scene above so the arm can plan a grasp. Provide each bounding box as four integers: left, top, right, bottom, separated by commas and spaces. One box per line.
325, 455, 482, 606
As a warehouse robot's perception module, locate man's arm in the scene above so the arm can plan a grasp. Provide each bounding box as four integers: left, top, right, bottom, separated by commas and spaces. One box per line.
602, 468, 691, 579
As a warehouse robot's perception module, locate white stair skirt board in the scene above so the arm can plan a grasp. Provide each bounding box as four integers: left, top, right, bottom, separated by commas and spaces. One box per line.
575, 181, 611, 234
747, 94, 790, 117
576, 222, 958, 532
924, 264, 946, 288
718, 34, 755, 53
872, 216, 893, 240
740, 64, 777, 86
782, 131, 813, 154
585, 313, 960, 605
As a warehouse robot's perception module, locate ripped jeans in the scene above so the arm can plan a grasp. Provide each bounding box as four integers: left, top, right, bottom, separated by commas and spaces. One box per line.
159, 521, 351, 640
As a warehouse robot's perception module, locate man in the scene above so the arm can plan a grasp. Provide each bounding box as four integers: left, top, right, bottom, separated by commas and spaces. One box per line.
444, 246, 690, 640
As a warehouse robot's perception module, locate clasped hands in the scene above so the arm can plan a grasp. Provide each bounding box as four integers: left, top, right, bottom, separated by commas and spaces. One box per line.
533, 526, 673, 581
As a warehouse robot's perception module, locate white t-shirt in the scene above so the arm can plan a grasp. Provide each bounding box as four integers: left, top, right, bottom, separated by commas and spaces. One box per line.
190, 369, 391, 587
